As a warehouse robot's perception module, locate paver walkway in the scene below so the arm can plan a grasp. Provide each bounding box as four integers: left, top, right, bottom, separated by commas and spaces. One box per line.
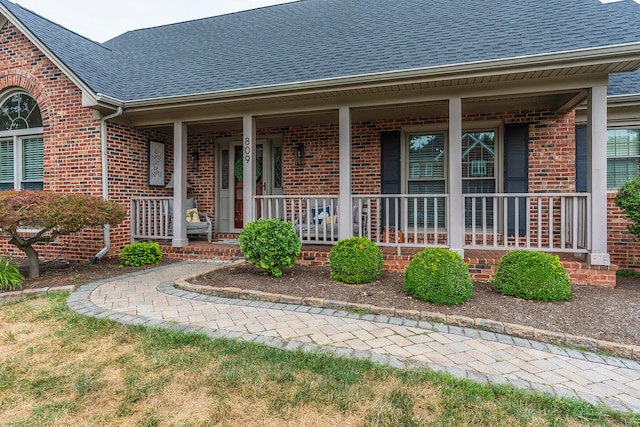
66, 261, 640, 413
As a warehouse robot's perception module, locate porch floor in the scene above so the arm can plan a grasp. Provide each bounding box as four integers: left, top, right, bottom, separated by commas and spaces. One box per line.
160, 236, 617, 287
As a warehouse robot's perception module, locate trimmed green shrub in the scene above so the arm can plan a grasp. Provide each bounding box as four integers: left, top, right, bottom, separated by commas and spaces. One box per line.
329, 237, 383, 284
403, 248, 473, 305
239, 218, 301, 277
492, 250, 572, 302
616, 175, 640, 239
0, 257, 24, 291
120, 241, 163, 267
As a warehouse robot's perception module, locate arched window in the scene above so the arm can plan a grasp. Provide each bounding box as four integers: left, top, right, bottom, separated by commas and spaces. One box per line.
0, 92, 43, 190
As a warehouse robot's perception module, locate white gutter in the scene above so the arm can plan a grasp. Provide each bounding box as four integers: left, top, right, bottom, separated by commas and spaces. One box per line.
90, 106, 123, 265
607, 93, 640, 105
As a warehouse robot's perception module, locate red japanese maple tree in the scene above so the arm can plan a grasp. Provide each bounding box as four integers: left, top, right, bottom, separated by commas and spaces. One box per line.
0, 191, 126, 278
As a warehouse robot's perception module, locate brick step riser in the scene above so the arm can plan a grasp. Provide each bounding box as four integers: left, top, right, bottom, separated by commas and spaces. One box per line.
163, 245, 617, 287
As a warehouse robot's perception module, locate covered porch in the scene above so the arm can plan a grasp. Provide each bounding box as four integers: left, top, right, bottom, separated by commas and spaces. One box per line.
123, 57, 625, 285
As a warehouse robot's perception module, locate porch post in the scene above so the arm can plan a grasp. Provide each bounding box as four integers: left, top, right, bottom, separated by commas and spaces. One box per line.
448, 98, 464, 256
172, 121, 189, 248
338, 106, 352, 240
587, 84, 611, 266
243, 115, 257, 226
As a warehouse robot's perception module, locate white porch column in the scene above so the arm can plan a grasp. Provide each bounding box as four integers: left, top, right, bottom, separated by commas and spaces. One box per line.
172, 121, 189, 248
243, 115, 257, 226
338, 106, 352, 240
448, 98, 464, 256
587, 84, 611, 266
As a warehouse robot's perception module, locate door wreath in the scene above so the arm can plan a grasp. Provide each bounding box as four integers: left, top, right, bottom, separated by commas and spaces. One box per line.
234, 158, 262, 182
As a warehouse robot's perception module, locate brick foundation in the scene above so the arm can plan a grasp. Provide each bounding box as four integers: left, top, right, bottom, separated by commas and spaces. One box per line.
162, 240, 618, 287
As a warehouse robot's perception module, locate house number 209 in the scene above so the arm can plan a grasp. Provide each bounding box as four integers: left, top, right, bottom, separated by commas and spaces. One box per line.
244, 137, 251, 164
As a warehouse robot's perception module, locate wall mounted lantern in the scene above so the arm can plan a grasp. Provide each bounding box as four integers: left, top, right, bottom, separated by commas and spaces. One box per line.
295, 143, 305, 165
190, 151, 199, 171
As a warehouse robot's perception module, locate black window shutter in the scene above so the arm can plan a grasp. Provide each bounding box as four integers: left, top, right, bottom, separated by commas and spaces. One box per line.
380, 131, 401, 226
504, 124, 528, 234
381, 131, 401, 194
575, 125, 587, 192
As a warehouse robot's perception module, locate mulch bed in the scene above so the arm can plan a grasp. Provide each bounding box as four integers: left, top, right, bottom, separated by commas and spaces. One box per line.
190, 262, 640, 347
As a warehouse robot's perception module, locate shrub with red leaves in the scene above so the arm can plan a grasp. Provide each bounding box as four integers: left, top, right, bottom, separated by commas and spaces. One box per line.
0, 191, 126, 278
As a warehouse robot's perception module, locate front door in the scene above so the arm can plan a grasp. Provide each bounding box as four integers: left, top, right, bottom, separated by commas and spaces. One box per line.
233, 144, 263, 229
217, 139, 283, 233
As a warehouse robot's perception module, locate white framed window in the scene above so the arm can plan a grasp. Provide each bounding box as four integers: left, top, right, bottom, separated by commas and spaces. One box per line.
404, 128, 499, 227
462, 131, 496, 227
461, 131, 496, 193
0, 92, 43, 190
607, 128, 639, 189
406, 132, 446, 227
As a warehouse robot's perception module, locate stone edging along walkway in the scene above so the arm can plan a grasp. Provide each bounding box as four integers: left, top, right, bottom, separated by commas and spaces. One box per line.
2, 261, 638, 362
173, 260, 640, 362
0, 284, 76, 301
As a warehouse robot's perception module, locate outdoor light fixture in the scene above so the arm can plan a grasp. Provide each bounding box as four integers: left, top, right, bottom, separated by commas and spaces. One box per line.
190, 152, 199, 171
295, 143, 305, 165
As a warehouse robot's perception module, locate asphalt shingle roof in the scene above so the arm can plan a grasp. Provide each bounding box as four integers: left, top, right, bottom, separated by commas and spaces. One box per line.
610, 69, 640, 96
1, 0, 639, 101
0, 0, 126, 99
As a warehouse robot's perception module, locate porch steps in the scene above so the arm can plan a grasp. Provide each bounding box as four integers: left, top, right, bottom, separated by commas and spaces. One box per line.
161, 241, 618, 287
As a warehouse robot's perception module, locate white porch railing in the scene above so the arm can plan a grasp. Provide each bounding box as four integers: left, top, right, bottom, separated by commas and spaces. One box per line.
130, 197, 172, 242
131, 193, 590, 254
256, 194, 450, 247
463, 193, 590, 253
257, 193, 590, 252
256, 195, 341, 243
353, 194, 450, 248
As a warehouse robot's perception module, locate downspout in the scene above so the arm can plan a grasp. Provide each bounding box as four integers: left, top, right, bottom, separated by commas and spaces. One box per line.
89, 106, 123, 265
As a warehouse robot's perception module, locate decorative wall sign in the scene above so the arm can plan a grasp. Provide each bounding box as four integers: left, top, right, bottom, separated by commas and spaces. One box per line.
148, 140, 165, 187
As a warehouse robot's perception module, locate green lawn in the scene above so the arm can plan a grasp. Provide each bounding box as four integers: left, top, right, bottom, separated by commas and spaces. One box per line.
0, 294, 638, 426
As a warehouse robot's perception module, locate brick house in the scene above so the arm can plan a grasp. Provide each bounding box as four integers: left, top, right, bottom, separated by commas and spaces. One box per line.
0, 0, 639, 285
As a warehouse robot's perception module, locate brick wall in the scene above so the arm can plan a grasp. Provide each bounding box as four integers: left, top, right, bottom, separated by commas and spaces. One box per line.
186, 132, 216, 216
0, 22, 104, 261
106, 123, 173, 253
0, 23, 174, 262
608, 192, 640, 270
525, 112, 576, 192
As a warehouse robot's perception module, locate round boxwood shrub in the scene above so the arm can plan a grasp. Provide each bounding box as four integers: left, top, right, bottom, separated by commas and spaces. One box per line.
239, 218, 301, 277
616, 175, 640, 239
403, 248, 473, 305
492, 250, 572, 302
120, 241, 162, 267
329, 237, 383, 284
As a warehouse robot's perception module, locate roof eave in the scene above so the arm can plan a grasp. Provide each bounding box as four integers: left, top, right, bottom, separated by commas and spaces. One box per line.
608, 93, 640, 105
118, 42, 640, 110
